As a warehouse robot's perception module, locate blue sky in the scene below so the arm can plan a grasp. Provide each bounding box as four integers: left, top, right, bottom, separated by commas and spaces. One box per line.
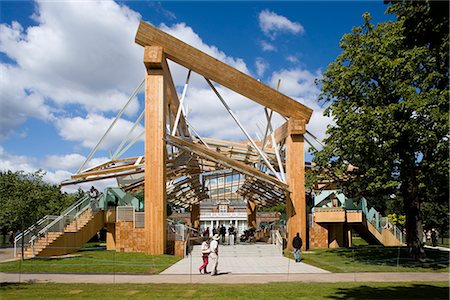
0, 1, 394, 191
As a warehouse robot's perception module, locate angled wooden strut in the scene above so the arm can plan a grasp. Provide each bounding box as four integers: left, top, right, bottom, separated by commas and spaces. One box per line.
166, 135, 288, 190
135, 21, 313, 122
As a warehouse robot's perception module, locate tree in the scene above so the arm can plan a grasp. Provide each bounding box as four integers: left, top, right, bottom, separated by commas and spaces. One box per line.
313, 1, 448, 258
0, 170, 76, 234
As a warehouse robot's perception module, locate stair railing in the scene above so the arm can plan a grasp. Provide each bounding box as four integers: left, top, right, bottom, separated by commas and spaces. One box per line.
16, 193, 102, 257
14, 215, 58, 258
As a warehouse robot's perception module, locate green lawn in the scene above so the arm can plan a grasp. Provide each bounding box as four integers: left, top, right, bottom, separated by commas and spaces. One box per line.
288, 246, 449, 273
0, 249, 180, 274
0, 282, 448, 299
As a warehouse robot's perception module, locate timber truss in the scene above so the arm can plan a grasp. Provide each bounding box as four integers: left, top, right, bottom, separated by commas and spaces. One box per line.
61, 21, 315, 254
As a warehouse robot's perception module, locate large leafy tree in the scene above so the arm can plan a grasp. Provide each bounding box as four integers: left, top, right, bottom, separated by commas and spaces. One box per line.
0, 170, 77, 235
313, 1, 448, 258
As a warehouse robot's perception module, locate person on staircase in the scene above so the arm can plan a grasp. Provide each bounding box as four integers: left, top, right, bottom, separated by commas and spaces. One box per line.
292, 232, 303, 263
89, 186, 100, 212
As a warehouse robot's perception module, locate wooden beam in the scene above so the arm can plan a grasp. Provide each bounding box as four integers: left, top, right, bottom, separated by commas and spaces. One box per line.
144, 46, 167, 255
285, 129, 306, 251
191, 203, 200, 229
247, 199, 257, 229
135, 21, 313, 122
274, 119, 307, 144
166, 135, 288, 189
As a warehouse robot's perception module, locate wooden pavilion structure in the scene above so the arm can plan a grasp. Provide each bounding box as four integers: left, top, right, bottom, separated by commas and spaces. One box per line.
65, 21, 313, 254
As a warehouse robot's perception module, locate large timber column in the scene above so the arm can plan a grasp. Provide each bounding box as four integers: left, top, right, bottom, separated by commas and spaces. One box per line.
144, 46, 167, 255
247, 199, 257, 229
286, 119, 307, 251
191, 203, 200, 230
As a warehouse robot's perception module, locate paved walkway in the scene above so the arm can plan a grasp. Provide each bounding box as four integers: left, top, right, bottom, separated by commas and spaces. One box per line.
1, 272, 448, 284
0, 247, 14, 262
161, 254, 329, 274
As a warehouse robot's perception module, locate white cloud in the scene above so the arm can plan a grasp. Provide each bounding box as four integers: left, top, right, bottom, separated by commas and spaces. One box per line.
260, 40, 276, 52
0, 0, 143, 139
269, 68, 332, 143
286, 55, 299, 64
43, 153, 110, 171
259, 10, 304, 40
255, 58, 268, 78
159, 23, 250, 79
55, 113, 144, 150
0, 146, 116, 193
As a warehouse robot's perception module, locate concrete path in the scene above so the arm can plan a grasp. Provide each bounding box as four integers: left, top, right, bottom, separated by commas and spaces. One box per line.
1, 272, 448, 284
0, 247, 15, 262
161, 254, 328, 274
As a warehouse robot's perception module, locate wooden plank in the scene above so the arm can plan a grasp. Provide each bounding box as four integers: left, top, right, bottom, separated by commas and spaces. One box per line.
144, 46, 167, 255
71, 164, 143, 179
247, 199, 257, 228
135, 21, 313, 121
166, 135, 287, 189
274, 119, 306, 144
285, 130, 306, 251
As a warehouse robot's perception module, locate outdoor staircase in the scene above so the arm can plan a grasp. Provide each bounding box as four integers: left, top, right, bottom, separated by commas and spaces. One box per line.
15, 193, 105, 258
21, 209, 103, 258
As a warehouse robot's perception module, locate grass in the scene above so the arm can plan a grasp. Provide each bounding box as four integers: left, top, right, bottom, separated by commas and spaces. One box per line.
0, 248, 180, 274
286, 246, 449, 273
351, 237, 369, 247
0, 282, 448, 299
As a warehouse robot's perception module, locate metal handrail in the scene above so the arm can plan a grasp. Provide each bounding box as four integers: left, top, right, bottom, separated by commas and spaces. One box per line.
13, 215, 58, 257
15, 193, 101, 257
35, 194, 95, 237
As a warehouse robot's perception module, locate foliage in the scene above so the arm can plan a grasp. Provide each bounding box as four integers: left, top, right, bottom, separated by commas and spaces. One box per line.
313, 1, 449, 257
388, 213, 406, 228
0, 170, 77, 232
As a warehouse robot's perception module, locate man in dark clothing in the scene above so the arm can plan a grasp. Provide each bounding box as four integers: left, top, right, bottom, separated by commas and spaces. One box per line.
292, 232, 303, 262
219, 225, 226, 243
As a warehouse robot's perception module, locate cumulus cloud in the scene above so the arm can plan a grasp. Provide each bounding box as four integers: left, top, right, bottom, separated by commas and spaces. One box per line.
259, 10, 304, 40
269, 68, 332, 143
286, 55, 299, 64
260, 40, 276, 52
55, 113, 144, 150
255, 58, 268, 78
0, 146, 115, 192
0, 0, 143, 139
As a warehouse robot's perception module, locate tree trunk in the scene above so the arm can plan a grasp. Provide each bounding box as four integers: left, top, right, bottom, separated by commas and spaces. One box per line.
400, 150, 425, 259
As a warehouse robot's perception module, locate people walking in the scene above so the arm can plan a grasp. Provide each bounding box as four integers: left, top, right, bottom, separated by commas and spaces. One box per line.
219, 225, 226, 244
209, 234, 220, 276
203, 227, 210, 238
431, 228, 438, 247
198, 237, 210, 274
292, 232, 303, 263
228, 223, 235, 245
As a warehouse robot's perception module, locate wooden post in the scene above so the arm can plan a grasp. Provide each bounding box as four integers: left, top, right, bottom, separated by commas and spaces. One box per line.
144, 46, 167, 255
191, 203, 200, 231
247, 199, 257, 229
286, 119, 307, 251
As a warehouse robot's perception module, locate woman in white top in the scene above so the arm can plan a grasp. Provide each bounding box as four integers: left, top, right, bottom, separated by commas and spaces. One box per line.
198, 237, 210, 274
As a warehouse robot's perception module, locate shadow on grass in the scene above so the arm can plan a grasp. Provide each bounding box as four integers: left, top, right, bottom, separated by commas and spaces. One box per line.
332, 246, 449, 270
327, 284, 449, 299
